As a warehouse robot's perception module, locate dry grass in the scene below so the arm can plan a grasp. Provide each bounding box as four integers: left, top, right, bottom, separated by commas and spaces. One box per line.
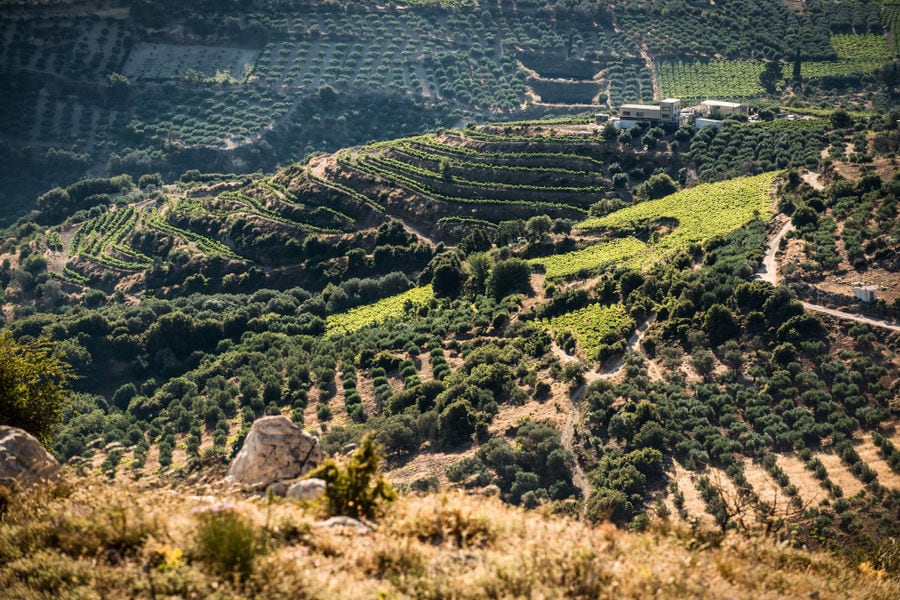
670, 461, 715, 527
855, 434, 900, 491
776, 453, 829, 507
817, 451, 866, 497
1, 476, 898, 599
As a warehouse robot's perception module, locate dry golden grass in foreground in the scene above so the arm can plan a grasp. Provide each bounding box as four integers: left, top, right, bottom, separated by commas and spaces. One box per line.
0, 476, 897, 599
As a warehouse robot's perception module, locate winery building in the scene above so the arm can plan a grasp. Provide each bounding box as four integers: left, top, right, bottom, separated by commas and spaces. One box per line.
617, 98, 686, 128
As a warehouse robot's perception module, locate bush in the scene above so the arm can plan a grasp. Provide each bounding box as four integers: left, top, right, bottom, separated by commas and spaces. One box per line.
306, 432, 396, 519
192, 504, 261, 580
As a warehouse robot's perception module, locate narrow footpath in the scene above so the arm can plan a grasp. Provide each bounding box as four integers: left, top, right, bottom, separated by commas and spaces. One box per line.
558, 314, 658, 501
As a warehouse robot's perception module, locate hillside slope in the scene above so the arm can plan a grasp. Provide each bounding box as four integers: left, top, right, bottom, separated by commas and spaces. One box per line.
1, 476, 898, 599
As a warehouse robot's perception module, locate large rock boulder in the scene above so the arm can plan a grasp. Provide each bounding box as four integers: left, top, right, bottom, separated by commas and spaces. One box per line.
226, 416, 323, 490
0, 426, 62, 491
286, 478, 326, 501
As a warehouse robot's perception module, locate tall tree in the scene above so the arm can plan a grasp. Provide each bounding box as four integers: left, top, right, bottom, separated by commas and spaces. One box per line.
0, 332, 72, 444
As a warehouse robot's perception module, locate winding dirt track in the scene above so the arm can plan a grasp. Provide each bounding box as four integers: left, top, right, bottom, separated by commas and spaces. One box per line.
559, 314, 658, 501
756, 218, 794, 286
757, 219, 900, 332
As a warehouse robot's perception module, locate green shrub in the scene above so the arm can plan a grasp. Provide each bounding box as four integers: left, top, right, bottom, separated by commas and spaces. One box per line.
192, 504, 261, 580
306, 432, 396, 519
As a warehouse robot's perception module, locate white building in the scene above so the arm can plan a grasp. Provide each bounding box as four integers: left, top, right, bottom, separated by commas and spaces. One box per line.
620, 103, 661, 121
617, 98, 687, 128
701, 100, 748, 118
853, 285, 877, 303
659, 98, 682, 123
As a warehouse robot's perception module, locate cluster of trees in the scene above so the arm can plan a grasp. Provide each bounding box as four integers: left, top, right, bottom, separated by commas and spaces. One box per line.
447, 421, 577, 507
36, 175, 133, 222
689, 121, 825, 182
781, 168, 899, 306
565, 216, 895, 549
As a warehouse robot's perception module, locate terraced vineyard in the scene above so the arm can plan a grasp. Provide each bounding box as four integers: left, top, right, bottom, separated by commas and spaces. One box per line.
540, 303, 634, 359
328, 129, 619, 223
48, 172, 381, 290
577, 172, 776, 262
326, 285, 434, 336
68, 205, 153, 272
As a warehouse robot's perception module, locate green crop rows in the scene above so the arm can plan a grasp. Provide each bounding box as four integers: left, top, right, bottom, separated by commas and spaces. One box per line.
540, 303, 634, 360
577, 172, 776, 264
326, 285, 434, 336
245, 6, 643, 111
305, 165, 385, 212
0, 16, 128, 82
883, 1, 900, 57
339, 145, 589, 214
659, 35, 892, 99
70, 206, 152, 271
831, 34, 892, 62
404, 134, 605, 170
658, 60, 770, 99
531, 237, 648, 280
145, 203, 240, 259
132, 87, 291, 150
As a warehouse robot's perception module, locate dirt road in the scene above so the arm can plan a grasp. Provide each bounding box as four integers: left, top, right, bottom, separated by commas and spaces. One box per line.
756, 218, 794, 286
758, 217, 899, 332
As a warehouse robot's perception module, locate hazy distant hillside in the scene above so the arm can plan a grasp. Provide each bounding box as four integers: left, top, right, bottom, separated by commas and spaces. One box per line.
1, 0, 896, 224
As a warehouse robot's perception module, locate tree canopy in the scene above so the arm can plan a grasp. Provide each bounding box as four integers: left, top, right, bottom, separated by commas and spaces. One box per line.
0, 331, 72, 444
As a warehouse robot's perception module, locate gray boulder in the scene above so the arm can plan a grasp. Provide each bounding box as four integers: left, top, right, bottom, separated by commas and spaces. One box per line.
226, 416, 323, 489
315, 516, 371, 533
286, 477, 326, 501
0, 426, 62, 491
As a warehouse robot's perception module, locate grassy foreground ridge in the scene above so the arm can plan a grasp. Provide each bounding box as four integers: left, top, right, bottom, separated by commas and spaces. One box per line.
1, 477, 897, 599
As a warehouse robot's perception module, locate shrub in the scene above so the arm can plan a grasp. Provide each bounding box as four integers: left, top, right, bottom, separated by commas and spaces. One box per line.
192, 504, 261, 580
0, 332, 73, 444
306, 432, 396, 519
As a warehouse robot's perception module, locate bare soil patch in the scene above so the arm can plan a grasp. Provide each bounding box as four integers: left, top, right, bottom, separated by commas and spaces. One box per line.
742, 460, 794, 518
855, 433, 900, 490
385, 446, 477, 487
670, 461, 715, 528
816, 451, 865, 497
490, 396, 564, 439
775, 454, 828, 507
832, 156, 898, 182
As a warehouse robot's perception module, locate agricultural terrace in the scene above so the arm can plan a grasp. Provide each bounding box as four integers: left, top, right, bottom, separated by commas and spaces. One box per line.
575, 172, 776, 265
54, 173, 369, 287
658, 34, 892, 100
531, 237, 647, 280
337, 131, 610, 217
540, 303, 634, 360
243, 7, 646, 108
326, 285, 434, 336
124, 43, 258, 82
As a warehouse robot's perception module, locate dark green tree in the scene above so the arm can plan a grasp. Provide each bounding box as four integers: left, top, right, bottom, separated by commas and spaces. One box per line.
0, 332, 72, 444
488, 258, 532, 299
759, 61, 784, 94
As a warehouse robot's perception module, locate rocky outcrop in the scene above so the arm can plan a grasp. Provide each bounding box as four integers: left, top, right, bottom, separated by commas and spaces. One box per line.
286, 478, 326, 501
226, 416, 323, 490
0, 426, 62, 491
